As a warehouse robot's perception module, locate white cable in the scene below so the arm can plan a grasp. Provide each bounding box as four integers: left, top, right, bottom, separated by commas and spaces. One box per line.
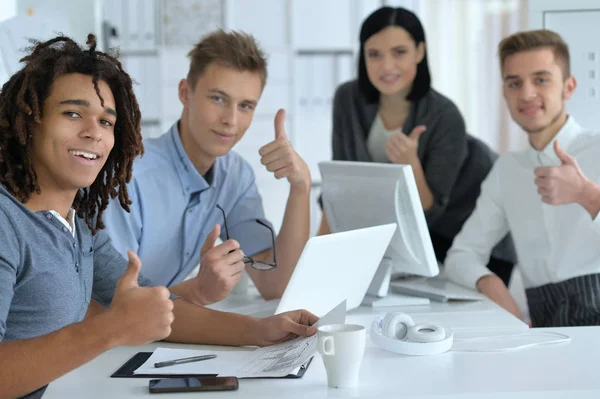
451, 331, 571, 353
453, 331, 570, 343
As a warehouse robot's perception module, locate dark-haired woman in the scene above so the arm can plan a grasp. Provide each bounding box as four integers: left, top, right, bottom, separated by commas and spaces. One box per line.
318, 7, 516, 285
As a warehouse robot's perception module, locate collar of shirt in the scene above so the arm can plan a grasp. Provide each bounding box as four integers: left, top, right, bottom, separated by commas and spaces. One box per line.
48, 208, 76, 237
167, 121, 221, 195
527, 115, 581, 167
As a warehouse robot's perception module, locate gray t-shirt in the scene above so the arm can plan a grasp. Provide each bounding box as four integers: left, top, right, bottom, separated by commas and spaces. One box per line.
0, 184, 155, 342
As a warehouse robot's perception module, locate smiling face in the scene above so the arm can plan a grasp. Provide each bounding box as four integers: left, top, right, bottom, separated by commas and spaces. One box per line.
31, 73, 116, 193
502, 47, 576, 137
178, 62, 262, 169
364, 26, 425, 97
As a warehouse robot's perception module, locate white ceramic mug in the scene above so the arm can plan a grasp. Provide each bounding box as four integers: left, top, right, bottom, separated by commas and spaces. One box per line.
317, 324, 366, 388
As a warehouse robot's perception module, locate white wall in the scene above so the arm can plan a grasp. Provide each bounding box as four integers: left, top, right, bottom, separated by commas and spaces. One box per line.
417, 0, 528, 153
0, 0, 16, 22
17, 0, 101, 45
1, 0, 98, 85
0, 0, 16, 83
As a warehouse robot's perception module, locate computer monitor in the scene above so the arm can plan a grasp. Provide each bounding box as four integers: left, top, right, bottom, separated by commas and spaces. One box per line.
319, 161, 439, 298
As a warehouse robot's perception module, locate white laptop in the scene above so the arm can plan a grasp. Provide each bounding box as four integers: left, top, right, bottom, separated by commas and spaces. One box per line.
211, 224, 397, 317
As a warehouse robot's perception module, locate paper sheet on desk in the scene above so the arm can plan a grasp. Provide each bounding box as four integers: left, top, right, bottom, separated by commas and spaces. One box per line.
134, 300, 346, 378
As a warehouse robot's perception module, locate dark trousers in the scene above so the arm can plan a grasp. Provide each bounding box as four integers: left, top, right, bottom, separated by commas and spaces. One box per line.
525, 274, 600, 327
430, 232, 514, 287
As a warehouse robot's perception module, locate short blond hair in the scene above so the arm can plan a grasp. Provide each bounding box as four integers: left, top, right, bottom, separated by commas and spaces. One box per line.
187, 29, 268, 89
498, 29, 570, 79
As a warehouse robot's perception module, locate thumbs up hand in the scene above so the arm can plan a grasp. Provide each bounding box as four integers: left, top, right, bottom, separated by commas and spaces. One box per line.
115, 251, 143, 290
192, 224, 246, 306
553, 140, 576, 166
258, 109, 311, 191
109, 251, 175, 346
385, 125, 427, 165
534, 141, 588, 205
274, 108, 287, 141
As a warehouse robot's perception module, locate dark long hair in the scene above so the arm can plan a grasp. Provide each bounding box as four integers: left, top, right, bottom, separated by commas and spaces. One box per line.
358, 7, 432, 104
0, 34, 143, 234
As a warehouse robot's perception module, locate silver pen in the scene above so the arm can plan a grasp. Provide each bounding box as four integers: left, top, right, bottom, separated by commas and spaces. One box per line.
154, 354, 217, 368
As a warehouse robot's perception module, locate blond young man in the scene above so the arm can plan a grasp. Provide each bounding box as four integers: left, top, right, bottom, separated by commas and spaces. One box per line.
103, 30, 311, 305
445, 30, 600, 327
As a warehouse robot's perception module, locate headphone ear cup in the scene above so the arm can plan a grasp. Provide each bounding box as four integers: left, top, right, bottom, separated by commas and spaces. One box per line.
382, 312, 415, 340
406, 323, 446, 343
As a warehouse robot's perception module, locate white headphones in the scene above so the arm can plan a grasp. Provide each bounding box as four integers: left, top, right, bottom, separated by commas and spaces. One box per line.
371, 312, 572, 356
370, 312, 453, 356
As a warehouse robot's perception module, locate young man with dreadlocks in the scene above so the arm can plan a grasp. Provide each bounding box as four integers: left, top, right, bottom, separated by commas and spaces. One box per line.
0, 35, 317, 399
102, 30, 312, 306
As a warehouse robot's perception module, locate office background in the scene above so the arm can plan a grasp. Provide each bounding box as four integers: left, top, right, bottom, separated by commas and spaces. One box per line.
1, 0, 599, 236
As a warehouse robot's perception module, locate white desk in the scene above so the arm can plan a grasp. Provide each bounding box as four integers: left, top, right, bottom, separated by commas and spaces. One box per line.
44, 300, 600, 398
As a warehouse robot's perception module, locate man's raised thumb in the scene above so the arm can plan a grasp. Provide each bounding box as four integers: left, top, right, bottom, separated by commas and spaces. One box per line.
201, 224, 221, 255
274, 109, 287, 140
553, 140, 575, 165
118, 250, 142, 290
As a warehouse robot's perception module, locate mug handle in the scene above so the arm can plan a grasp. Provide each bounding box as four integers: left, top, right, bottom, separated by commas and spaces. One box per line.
320, 336, 335, 356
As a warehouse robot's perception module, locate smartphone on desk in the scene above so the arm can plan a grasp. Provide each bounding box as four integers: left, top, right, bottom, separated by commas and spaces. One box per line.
149, 377, 239, 393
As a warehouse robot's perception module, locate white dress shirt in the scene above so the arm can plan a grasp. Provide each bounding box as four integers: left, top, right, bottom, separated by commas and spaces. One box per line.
445, 116, 600, 290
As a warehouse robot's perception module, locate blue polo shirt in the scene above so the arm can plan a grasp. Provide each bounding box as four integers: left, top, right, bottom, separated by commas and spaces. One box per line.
0, 184, 179, 399
103, 122, 273, 287
0, 184, 159, 343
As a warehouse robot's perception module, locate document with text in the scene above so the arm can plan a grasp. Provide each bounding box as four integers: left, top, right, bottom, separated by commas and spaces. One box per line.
134, 300, 347, 378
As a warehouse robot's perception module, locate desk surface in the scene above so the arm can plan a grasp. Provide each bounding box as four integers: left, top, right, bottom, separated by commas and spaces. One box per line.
44, 300, 600, 398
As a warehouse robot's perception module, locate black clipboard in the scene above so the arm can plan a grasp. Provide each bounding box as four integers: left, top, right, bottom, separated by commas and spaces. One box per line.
111, 352, 313, 379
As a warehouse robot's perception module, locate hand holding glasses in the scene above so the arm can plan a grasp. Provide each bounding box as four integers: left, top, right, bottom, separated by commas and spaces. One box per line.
216, 204, 277, 271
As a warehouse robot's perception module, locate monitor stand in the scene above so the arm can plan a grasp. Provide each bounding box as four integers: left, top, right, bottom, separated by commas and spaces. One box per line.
362, 292, 429, 307
366, 257, 393, 297
362, 258, 430, 307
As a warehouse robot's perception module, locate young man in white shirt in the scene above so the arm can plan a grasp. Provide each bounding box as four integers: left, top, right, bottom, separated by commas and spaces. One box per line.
444, 29, 600, 327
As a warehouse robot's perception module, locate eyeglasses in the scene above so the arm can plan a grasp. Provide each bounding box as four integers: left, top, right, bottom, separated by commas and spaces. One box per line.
216, 204, 277, 271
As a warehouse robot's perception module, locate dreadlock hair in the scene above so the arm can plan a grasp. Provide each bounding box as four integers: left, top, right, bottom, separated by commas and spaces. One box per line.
0, 34, 143, 234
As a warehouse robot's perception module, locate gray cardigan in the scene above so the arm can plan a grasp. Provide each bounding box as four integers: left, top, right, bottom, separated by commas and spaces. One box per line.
331, 80, 516, 263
